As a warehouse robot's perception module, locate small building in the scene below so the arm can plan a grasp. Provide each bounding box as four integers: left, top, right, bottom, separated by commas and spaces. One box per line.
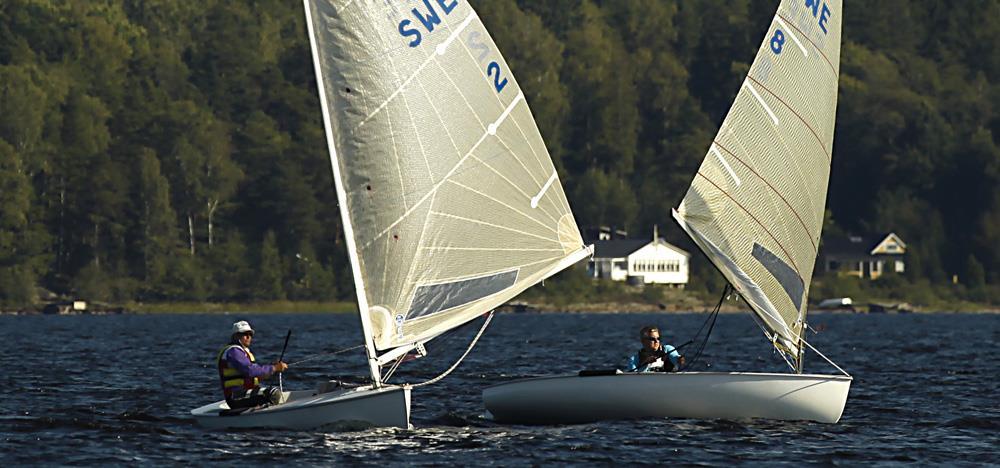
587, 227, 690, 287
820, 232, 906, 280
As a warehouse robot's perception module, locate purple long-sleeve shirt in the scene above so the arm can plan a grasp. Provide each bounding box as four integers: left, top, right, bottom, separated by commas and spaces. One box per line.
223, 346, 275, 378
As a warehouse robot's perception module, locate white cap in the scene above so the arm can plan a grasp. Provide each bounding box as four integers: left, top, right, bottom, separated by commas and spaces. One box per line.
232, 321, 254, 335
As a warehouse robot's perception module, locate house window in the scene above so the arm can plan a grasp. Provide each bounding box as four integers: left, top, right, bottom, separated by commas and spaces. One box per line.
895, 260, 905, 273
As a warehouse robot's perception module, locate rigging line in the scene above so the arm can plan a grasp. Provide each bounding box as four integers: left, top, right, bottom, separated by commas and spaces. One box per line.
289, 344, 366, 366
383, 354, 406, 382
409, 311, 495, 388
681, 284, 729, 371
745, 300, 798, 372
800, 335, 852, 377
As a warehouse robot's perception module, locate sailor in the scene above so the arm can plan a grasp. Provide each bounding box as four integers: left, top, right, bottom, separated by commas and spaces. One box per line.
625, 325, 685, 372
217, 320, 289, 409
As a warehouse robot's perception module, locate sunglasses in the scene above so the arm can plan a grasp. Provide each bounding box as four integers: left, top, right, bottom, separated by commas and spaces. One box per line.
643, 336, 660, 342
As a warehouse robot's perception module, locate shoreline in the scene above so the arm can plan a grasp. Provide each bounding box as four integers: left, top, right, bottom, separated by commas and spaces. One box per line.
3, 299, 998, 315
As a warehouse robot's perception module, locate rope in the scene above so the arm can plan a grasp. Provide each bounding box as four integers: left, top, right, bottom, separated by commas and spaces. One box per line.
409, 311, 494, 388
681, 284, 728, 371
289, 344, 366, 366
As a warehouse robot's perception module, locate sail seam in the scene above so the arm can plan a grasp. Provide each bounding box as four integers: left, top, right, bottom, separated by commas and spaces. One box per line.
430, 58, 545, 190
776, 13, 838, 77
446, 179, 562, 235
394, 190, 438, 320
774, 17, 808, 57
467, 153, 561, 223
743, 81, 779, 125
695, 172, 801, 274
429, 211, 565, 244
746, 76, 830, 161
422, 247, 564, 252
713, 141, 818, 253
450, 15, 552, 182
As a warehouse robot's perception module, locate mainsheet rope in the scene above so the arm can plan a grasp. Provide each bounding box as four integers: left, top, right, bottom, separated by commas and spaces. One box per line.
409, 311, 494, 388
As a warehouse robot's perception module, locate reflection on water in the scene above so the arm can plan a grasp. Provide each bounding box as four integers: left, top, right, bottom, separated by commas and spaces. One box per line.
1, 312, 997, 464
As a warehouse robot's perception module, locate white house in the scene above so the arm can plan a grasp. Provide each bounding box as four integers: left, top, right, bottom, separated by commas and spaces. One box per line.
819, 232, 907, 280
587, 227, 690, 287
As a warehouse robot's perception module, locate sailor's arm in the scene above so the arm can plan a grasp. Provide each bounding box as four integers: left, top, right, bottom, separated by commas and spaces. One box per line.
225, 348, 277, 377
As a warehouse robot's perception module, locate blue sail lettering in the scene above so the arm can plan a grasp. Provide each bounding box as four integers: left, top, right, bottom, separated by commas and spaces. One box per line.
398, 19, 422, 47
819, 4, 831, 34
436, 0, 458, 15
805, 0, 819, 17
398, 0, 462, 47
413, 0, 443, 33
804, 0, 832, 35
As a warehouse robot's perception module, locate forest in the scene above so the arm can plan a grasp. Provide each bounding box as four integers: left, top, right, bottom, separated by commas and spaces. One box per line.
0, 0, 998, 308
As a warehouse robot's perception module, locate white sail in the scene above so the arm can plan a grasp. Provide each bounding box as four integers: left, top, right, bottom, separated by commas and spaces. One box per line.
303, 0, 589, 353
674, 0, 842, 359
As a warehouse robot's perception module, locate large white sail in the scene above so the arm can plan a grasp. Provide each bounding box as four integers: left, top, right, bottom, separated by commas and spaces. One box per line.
674, 0, 842, 359
304, 0, 589, 352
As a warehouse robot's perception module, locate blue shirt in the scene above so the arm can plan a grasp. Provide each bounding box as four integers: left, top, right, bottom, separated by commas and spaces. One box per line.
625, 345, 681, 372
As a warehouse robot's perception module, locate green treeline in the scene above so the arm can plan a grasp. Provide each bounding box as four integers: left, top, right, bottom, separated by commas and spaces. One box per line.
1, 0, 998, 308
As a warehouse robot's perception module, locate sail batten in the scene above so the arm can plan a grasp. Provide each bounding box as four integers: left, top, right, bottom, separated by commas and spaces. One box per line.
675, 0, 842, 359
305, 0, 587, 351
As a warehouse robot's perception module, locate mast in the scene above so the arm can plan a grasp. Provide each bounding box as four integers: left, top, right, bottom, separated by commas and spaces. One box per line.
302, 0, 381, 386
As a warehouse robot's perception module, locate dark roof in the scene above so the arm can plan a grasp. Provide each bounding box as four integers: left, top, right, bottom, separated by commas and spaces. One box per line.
822, 233, 895, 257
592, 239, 650, 259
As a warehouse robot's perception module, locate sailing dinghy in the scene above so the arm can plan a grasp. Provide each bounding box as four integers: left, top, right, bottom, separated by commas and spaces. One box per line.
192, 0, 591, 430
484, 0, 852, 425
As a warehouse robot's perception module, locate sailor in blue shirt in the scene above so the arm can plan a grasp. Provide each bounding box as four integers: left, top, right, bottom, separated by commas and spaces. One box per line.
625, 326, 685, 372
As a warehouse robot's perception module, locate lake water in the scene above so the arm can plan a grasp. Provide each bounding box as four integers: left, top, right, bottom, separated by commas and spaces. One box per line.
1, 312, 997, 465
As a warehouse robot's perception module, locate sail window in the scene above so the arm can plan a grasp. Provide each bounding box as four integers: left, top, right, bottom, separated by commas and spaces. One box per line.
751, 243, 805, 311
407, 269, 519, 320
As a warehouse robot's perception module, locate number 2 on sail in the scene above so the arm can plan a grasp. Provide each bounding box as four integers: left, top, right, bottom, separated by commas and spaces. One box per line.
487, 62, 508, 93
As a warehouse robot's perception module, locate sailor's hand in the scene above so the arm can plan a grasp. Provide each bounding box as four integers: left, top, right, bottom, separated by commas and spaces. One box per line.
273, 361, 289, 373
678, 356, 686, 367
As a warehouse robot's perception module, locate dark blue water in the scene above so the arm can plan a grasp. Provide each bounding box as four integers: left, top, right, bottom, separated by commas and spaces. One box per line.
1, 312, 997, 465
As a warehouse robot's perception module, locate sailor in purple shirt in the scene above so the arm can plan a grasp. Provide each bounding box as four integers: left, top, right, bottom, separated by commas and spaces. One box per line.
217, 321, 289, 409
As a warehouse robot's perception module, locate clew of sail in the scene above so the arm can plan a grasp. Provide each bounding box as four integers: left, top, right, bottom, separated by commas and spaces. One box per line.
673, 0, 842, 359
304, 0, 588, 352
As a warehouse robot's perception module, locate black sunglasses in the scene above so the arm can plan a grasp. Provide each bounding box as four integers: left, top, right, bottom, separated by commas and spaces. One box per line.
643, 336, 660, 342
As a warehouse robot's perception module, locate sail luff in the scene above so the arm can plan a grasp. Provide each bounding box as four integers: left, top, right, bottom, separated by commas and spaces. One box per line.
674, 0, 842, 362
302, 0, 381, 385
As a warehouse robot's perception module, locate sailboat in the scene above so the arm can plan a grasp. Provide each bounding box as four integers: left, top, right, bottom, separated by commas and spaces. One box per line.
483, 0, 852, 424
191, 0, 591, 430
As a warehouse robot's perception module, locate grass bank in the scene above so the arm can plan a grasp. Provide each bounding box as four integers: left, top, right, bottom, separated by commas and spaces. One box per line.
129, 301, 358, 314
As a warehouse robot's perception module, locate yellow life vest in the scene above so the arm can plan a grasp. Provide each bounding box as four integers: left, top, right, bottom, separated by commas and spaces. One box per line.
217, 345, 261, 397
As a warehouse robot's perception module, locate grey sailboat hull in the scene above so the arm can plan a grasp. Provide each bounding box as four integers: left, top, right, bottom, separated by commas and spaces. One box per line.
483, 372, 851, 424
191, 384, 411, 430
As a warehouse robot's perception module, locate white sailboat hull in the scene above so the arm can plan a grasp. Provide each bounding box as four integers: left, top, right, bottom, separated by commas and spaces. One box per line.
483, 372, 851, 424
191, 384, 411, 430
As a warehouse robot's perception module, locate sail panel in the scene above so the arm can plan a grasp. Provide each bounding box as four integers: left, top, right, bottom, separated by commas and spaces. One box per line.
675, 0, 842, 351
305, 0, 586, 350
408, 270, 519, 319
